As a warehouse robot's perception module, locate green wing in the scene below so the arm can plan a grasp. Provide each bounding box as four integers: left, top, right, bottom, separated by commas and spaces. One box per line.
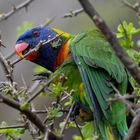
70, 30, 128, 140
51, 57, 91, 109
71, 30, 126, 83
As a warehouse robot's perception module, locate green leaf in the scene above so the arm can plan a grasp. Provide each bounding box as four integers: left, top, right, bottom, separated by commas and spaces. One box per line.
0, 121, 25, 138
64, 97, 73, 106
34, 66, 47, 73
48, 82, 63, 97
55, 111, 63, 117
73, 135, 83, 140
39, 92, 46, 96
59, 121, 76, 129
20, 102, 30, 110
81, 122, 94, 139
116, 20, 139, 49
48, 106, 63, 119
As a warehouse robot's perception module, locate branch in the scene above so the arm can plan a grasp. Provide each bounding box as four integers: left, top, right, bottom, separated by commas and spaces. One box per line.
60, 102, 75, 136
0, 0, 35, 22
0, 124, 26, 129
125, 111, 140, 140
25, 75, 57, 104
108, 94, 140, 101
74, 120, 84, 140
63, 8, 84, 18
5, 50, 16, 60
78, 0, 140, 85
122, 0, 140, 16
109, 82, 135, 117
0, 51, 13, 83
0, 94, 46, 133
0, 94, 61, 140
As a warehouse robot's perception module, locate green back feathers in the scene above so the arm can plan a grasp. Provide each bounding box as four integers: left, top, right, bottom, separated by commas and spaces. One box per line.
71, 30, 127, 83
70, 30, 128, 139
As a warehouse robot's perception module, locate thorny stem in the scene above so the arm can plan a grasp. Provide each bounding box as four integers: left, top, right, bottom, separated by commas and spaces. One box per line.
0, 0, 36, 22
0, 94, 46, 133
122, 0, 140, 16
74, 120, 84, 140
25, 75, 57, 104
63, 8, 84, 18
0, 124, 26, 129
60, 102, 75, 136
0, 51, 13, 83
109, 82, 136, 117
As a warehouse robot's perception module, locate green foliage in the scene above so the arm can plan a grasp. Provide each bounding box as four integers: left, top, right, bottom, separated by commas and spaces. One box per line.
48, 82, 63, 97
81, 122, 94, 139
0, 121, 25, 139
64, 97, 73, 106
47, 105, 63, 119
16, 22, 33, 38
117, 21, 140, 96
117, 21, 140, 65
73, 135, 83, 140
73, 122, 95, 140
116, 21, 139, 48
34, 66, 47, 73
59, 121, 76, 130
20, 102, 30, 110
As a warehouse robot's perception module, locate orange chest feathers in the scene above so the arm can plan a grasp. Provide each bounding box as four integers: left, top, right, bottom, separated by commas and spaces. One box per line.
54, 39, 71, 68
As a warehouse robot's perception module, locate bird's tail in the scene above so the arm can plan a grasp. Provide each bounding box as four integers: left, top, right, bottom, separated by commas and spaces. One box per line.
98, 120, 122, 140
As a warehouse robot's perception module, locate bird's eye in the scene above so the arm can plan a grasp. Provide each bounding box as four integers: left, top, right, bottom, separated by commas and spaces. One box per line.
32, 31, 40, 37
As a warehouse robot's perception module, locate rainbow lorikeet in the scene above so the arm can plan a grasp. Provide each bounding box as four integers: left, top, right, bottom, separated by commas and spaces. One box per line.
15, 27, 130, 140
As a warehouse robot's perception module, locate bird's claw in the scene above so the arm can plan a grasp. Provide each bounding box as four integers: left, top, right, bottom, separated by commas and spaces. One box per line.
33, 71, 52, 81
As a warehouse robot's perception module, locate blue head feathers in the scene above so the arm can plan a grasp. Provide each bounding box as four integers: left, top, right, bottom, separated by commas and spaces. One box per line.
16, 27, 65, 71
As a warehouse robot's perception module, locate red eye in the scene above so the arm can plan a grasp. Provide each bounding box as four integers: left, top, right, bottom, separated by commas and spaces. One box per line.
32, 31, 40, 37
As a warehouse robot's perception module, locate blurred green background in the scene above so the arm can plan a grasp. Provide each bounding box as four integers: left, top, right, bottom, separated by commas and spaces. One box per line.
0, 0, 138, 139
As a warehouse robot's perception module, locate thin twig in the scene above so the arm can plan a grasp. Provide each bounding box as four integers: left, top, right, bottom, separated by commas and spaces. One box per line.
108, 93, 140, 101
44, 130, 48, 140
0, 0, 36, 22
109, 82, 135, 117
63, 8, 84, 18
122, 0, 140, 16
0, 40, 7, 48
125, 111, 140, 140
32, 109, 47, 114
74, 120, 84, 140
60, 102, 75, 136
60, 90, 74, 102
0, 51, 13, 83
5, 50, 16, 60
0, 124, 26, 129
25, 75, 57, 104
21, 74, 28, 90
0, 94, 46, 133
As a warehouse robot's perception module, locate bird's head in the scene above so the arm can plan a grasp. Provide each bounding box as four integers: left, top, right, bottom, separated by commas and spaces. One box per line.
15, 27, 71, 71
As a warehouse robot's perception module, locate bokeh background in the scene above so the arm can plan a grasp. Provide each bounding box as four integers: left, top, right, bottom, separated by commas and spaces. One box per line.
0, 0, 138, 139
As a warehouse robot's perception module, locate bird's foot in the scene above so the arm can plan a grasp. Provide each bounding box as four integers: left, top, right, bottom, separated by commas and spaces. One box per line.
33, 71, 52, 81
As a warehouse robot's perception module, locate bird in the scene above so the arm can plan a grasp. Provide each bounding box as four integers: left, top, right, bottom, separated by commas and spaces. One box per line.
15, 27, 130, 140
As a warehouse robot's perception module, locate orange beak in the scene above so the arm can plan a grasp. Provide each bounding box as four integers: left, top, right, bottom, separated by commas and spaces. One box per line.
15, 42, 38, 61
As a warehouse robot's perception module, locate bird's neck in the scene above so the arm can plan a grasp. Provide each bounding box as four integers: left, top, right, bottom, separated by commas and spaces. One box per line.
54, 38, 71, 68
